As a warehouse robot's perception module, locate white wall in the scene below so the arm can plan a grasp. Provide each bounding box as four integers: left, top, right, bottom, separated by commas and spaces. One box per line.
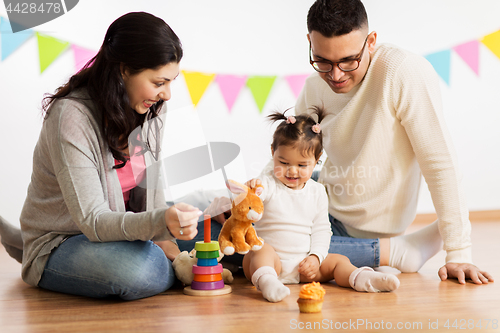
1, 0, 499, 226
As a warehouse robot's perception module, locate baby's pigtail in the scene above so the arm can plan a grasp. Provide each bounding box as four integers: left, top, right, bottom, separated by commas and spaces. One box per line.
310, 105, 328, 124
267, 107, 292, 124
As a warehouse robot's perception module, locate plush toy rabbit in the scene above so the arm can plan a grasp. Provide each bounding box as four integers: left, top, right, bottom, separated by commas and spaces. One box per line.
218, 180, 264, 255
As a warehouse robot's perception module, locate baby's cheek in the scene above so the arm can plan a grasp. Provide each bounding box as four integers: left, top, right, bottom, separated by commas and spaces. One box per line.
299, 168, 313, 178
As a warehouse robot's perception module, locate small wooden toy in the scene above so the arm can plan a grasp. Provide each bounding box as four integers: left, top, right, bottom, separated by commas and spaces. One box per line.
183, 215, 232, 296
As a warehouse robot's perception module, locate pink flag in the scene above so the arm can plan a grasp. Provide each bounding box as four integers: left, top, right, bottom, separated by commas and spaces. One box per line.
285, 74, 310, 98
453, 40, 479, 76
72, 45, 97, 73
215, 74, 247, 112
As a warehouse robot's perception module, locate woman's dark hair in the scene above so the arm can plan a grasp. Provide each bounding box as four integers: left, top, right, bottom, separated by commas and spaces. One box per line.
268, 107, 328, 161
42, 12, 183, 167
307, 0, 368, 37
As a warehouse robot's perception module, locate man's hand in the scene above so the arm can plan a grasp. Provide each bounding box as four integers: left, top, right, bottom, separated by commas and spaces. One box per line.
438, 263, 494, 285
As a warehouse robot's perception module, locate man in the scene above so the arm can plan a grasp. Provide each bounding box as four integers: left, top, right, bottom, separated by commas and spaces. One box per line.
297, 0, 492, 284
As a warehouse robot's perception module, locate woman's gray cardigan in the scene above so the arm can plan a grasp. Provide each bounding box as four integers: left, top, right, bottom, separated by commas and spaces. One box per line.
20, 90, 173, 286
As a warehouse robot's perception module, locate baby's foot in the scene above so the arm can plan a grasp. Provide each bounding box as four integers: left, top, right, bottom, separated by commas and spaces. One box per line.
258, 274, 291, 302
251, 266, 290, 302
350, 267, 400, 292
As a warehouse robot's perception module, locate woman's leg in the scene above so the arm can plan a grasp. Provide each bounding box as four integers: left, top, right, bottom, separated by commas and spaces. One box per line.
0, 216, 23, 263
242, 243, 289, 302
38, 234, 175, 301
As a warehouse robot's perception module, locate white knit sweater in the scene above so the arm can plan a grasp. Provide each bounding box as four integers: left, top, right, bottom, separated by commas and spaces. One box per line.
295, 44, 472, 264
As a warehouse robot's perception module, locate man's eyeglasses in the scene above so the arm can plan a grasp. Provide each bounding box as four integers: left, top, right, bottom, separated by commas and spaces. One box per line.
309, 35, 369, 73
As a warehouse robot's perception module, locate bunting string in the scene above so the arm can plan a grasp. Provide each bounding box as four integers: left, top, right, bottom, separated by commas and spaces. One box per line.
1, 16, 500, 113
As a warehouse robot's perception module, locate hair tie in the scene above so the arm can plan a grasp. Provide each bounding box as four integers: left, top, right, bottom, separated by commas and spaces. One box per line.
312, 123, 321, 134
286, 116, 296, 124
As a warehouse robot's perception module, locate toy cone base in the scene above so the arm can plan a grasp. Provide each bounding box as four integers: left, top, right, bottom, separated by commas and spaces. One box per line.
183, 285, 232, 296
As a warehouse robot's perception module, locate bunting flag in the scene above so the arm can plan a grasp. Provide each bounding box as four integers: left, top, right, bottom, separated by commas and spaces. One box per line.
215, 74, 247, 112
246, 76, 277, 113
425, 49, 451, 85
1, 16, 34, 61
2, 15, 500, 110
37, 32, 70, 73
182, 70, 216, 106
72, 45, 97, 73
481, 30, 500, 60
453, 40, 479, 75
285, 74, 310, 98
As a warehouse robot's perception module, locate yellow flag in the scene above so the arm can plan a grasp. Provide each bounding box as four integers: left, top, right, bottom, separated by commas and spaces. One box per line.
182, 70, 216, 106
481, 30, 500, 60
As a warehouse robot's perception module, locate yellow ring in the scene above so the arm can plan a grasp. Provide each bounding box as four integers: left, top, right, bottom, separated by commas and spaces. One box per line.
194, 241, 220, 252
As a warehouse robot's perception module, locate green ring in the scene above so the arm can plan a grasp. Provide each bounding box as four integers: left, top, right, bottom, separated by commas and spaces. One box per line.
196, 250, 220, 259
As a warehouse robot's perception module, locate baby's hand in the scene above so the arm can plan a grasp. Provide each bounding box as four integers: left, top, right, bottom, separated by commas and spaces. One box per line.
299, 255, 320, 280
245, 178, 262, 189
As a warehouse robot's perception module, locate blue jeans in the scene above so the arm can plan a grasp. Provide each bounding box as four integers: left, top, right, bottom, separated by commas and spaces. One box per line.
328, 215, 380, 268
38, 234, 175, 300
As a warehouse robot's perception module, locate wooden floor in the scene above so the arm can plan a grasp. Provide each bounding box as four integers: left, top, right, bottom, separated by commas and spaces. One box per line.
1, 219, 499, 333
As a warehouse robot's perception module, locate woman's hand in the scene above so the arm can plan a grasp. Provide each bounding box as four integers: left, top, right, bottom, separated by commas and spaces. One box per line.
165, 202, 201, 240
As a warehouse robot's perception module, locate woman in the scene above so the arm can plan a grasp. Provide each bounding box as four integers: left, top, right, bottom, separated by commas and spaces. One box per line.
3, 12, 201, 300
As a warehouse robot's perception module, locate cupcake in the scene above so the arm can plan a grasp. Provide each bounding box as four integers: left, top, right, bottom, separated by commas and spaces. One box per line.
297, 282, 326, 313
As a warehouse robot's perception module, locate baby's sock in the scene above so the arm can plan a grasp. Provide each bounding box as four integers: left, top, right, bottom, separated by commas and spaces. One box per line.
0, 216, 23, 263
251, 266, 290, 302
349, 267, 400, 292
389, 220, 443, 273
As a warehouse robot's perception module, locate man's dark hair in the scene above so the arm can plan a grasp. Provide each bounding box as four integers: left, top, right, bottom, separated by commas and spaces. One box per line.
307, 0, 368, 37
